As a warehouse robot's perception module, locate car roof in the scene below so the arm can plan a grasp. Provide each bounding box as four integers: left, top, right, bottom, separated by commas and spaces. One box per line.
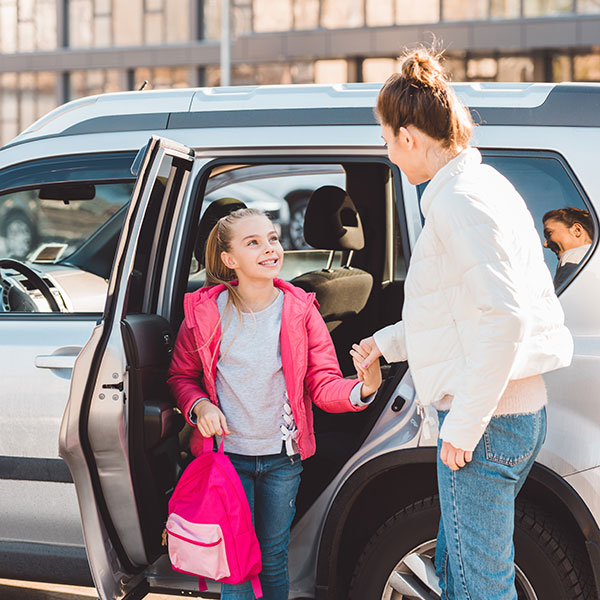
5, 82, 600, 152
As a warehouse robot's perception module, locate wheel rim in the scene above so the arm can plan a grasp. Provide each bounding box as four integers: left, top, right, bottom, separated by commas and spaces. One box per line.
5, 218, 33, 258
382, 539, 538, 600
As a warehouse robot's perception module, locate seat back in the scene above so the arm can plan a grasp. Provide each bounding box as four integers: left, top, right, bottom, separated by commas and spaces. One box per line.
291, 185, 373, 333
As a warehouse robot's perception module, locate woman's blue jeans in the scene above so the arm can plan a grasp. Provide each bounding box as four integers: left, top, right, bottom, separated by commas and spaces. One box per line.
221, 448, 302, 600
435, 407, 547, 600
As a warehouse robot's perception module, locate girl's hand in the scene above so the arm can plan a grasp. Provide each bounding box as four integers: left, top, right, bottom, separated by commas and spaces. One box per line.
193, 400, 231, 438
350, 336, 383, 375
351, 342, 382, 396
440, 440, 473, 471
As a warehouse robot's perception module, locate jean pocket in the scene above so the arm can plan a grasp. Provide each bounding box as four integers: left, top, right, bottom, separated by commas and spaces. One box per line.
483, 412, 541, 467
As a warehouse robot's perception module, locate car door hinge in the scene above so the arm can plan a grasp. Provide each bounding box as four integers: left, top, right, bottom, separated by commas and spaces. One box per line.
102, 381, 124, 391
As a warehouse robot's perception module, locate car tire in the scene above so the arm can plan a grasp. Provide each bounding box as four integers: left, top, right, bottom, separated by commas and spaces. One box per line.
348, 495, 594, 600
1, 211, 37, 259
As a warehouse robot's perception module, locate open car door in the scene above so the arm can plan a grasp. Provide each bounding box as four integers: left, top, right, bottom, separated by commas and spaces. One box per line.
59, 136, 194, 600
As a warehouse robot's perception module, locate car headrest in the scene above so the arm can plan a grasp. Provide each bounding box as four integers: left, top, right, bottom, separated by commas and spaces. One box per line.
195, 197, 247, 265
303, 186, 365, 251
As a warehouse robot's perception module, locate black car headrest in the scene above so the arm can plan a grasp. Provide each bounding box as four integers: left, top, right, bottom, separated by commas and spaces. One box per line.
195, 197, 247, 265
303, 186, 364, 251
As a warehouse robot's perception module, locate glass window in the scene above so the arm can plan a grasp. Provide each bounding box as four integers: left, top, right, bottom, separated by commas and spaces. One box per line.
203, 0, 221, 39
490, 0, 521, 18
290, 61, 314, 83
362, 58, 398, 83
467, 57, 498, 80
315, 59, 348, 83
578, 0, 600, 13
69, 0, 94, 48
497, 56, 534, 81
254, 0, 293, 32
574, 53, 600, 81
553, 54, 573, 81
70, 69, 122, 99
523, 0, 573, 17
0, 153, 137, 313
233, 0, 252, 36
114, 0, 143, 45
442, 0, 488, 20
366, 0, 394, 26
395, 0, 439, 24
293, 0, 319, 29
443, 54, 467, 81
321, 0, 365, 28
482, 152, 593, 290
132, 67, 191, 90
0, 0, 56, 53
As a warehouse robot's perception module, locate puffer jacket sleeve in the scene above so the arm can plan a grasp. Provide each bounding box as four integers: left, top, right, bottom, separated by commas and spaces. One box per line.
373, 321, 408, 363
167, 318, 210, 426
304, 303, 366, 413
432, 191, 529, 452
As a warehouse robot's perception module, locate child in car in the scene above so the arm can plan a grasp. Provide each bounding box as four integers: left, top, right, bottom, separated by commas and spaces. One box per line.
167, 207, 381, 600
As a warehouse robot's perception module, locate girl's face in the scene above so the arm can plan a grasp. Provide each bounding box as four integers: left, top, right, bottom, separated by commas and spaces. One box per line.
220, 215, 284, 282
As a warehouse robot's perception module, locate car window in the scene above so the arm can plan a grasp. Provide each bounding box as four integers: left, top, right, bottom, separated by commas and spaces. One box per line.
0, 152, 136, 314
482, 152, 594, 291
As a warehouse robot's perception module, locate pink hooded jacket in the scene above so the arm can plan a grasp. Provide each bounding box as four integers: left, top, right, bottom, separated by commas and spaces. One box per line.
167, 278, 366, 460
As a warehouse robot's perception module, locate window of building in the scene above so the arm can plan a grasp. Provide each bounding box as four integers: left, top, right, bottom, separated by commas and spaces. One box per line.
315, 59, 348, 83
293, 0, 319, 29
574, 53, 600, 81
553, 54, 573, 81
490, 0, 521, 18
497, 56, 534, 81
523, 0, 573, 17
254, 0, 293, 32
443, 54, 467, 80
366, 0, 394, 26
362, 58, 398, 82
132, 67, 192, 90
0, 0, 57, 53
578, 0, 600, 13
467, 57, 498, 80
70, 69, 122, 99
321, 0, 365, 29
395, 0, 439, 24
442, 0, 488, 20
482, 152, 594, 291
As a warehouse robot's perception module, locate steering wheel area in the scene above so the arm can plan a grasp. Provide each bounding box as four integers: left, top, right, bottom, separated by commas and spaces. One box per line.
0, 259, 61, 312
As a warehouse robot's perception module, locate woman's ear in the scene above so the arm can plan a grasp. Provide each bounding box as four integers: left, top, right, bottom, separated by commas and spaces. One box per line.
399, 126, 416, 149
221, 251, 237, 270
572, 223, 583, 237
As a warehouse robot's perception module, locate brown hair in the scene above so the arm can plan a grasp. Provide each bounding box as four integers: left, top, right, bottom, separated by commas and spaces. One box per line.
543, 206, 594, 240
375, 48, 473, 150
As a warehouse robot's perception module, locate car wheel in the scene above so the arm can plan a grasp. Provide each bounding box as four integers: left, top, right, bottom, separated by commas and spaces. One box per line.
288, 197, 309, 250
349, 496, 594, 600
2, 212, 36, 258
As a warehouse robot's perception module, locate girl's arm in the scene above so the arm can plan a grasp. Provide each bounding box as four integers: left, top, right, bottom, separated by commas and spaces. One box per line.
304, 304, 375, 412
167, 319, 212, 426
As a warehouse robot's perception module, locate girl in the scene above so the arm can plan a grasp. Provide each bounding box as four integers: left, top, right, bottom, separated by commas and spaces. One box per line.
352, 49, 573, 599
168, 207, 381, 600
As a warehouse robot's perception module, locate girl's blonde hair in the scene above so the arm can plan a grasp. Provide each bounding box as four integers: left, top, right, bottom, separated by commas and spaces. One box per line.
375, 47, 473, 151
204, 206, 271, 317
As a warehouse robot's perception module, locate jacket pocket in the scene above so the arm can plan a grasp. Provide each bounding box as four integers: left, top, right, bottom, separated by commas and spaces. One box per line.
166, 514, 230, 579
483, 412, 541, 467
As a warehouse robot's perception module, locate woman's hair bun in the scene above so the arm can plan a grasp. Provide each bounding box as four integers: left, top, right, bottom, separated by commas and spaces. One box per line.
401, 48, 446, 89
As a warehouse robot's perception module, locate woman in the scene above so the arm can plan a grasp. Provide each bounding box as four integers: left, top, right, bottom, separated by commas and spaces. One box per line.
352, 49, 573, 599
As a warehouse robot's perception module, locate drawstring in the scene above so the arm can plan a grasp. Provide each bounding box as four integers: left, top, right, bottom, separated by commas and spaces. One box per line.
416, 401, 436, 440
280, 398, 298, 456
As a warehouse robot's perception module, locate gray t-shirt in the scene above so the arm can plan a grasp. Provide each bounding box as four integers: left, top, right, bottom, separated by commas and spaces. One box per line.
216, 290, 297, 456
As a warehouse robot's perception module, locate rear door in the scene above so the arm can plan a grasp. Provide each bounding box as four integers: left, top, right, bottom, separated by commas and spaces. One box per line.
59, 136, 194, 599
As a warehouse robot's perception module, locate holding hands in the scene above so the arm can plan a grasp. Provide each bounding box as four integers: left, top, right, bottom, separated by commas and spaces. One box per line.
350, 336, 382, 398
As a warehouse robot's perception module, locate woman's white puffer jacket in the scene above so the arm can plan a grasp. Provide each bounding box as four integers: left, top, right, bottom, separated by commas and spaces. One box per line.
374, 148, 573, 451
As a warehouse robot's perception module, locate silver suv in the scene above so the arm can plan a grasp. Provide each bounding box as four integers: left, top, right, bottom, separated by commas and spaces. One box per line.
0, 83, 598, 600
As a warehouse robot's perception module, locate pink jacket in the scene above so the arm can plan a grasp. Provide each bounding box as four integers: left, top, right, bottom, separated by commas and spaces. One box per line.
167, 279, 366, 460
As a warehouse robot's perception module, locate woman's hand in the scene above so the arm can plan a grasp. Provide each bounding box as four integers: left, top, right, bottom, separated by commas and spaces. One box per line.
351, 341, 382, 396
193, 400, 231, 437
440, 440, 473, 471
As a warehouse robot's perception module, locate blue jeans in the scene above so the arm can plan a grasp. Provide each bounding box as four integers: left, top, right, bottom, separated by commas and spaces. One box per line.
221, 448, 302, 600
434, 407, 547, 600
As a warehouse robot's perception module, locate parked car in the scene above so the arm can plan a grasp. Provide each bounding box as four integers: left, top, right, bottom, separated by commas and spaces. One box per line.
0, 83, 598, 600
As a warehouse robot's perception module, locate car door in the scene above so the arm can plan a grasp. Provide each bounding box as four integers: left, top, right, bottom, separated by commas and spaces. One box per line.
59, 136, 195, 600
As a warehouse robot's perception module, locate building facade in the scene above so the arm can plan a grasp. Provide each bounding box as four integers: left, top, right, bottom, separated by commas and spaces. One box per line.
0, 0, 600, 145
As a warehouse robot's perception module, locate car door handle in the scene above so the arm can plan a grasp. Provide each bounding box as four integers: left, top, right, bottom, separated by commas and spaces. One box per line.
35, 352, 79, 370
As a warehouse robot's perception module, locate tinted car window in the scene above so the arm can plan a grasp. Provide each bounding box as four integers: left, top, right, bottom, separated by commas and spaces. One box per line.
482, 152, 594, 290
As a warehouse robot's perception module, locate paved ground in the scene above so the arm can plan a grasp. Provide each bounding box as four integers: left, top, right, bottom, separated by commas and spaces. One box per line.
0, 579, 212, 600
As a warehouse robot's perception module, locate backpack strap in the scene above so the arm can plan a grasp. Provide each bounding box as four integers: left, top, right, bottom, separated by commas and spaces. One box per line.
197, 576, 207, 592
250, 575, 263, 599
202, 435, 225, 454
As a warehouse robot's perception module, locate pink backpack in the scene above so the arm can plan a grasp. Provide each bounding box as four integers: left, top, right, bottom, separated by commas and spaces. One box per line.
166, 436, 263, 598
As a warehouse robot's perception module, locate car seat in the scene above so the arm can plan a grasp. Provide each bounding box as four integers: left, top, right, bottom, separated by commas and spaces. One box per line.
291, 185, 373, 334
